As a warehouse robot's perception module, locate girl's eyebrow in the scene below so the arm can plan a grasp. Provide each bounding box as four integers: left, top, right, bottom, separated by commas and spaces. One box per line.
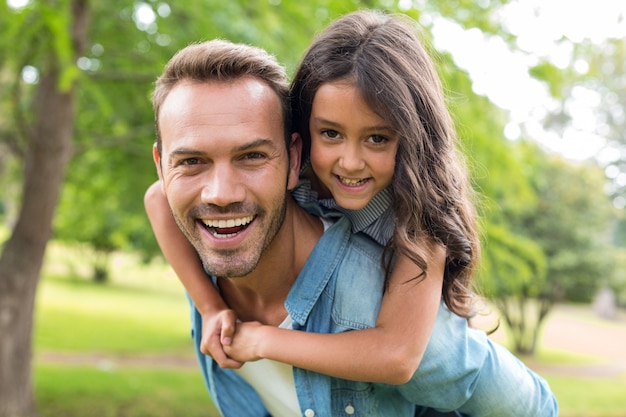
311, 116, 393, 132
310, 115, 339, 126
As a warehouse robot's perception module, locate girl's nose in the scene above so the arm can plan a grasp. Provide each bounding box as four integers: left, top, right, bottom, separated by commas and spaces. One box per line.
338, 143, 366, 172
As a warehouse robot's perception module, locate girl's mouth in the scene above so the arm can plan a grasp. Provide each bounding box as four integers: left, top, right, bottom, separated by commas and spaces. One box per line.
337, 175, 369, 186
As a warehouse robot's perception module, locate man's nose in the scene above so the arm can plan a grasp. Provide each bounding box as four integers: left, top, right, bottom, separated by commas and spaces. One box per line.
200, 163, 246, 207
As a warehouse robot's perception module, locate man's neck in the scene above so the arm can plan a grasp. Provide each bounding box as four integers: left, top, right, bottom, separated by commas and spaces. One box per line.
217, 198, 323, 326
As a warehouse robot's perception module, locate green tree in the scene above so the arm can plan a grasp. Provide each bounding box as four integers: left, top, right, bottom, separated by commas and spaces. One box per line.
515, 143, 616, 303
0, 1, 88, 414
481, 223, 548, 355
482, 141, 616, 355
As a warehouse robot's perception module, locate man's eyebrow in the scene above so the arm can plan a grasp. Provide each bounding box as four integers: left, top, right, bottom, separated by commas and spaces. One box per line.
234, 138, 278, 152
168, 139, 278, 160
168, 148, 203, 159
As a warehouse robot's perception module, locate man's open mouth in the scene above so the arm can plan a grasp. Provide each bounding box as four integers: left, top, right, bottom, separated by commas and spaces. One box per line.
202, 215, 255, 238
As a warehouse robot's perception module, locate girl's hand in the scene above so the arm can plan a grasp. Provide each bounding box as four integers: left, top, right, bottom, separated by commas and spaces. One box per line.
201, 309, 243, 369
223, 321, 267, 363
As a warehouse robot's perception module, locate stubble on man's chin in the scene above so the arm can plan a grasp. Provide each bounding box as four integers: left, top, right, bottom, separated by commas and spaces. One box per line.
175, 194, 288, 279
200, 248, 260, 279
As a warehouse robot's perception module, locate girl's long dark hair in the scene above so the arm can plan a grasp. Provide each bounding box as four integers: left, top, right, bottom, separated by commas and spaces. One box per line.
290, 10, 480, 318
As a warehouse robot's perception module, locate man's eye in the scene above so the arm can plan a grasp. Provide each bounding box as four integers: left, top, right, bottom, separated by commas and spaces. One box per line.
242, 152, 266, 160
181, 158, 201, 165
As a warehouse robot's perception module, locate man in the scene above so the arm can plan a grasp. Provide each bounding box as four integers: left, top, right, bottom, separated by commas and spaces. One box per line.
151, 39, 557, 416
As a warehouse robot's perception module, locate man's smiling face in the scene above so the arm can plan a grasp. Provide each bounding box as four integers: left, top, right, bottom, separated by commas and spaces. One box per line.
155, 77, 297, 277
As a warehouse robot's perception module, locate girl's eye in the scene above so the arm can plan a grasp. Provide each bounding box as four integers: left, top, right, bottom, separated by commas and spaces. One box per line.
321, 129, 341, 140
367, 134, 389, 145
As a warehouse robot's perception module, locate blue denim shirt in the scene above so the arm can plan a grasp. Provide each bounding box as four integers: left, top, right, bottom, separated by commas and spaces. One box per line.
190, 215, 558, 416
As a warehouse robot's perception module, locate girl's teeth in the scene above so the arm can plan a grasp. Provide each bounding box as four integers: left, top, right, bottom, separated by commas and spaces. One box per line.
340, 176, 365, 186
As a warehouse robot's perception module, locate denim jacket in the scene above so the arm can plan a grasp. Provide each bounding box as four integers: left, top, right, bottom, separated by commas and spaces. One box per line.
190, 215, 558, 416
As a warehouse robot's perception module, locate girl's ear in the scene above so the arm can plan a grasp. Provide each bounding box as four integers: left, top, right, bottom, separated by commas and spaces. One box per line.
287, 133, 303, 190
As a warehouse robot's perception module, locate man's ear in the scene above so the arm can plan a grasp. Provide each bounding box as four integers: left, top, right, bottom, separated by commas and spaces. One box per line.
153, 143, 164, 181
287, 133, 302, 191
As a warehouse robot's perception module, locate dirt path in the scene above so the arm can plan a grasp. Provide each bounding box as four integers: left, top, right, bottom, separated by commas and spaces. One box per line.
38, 304, 626, 377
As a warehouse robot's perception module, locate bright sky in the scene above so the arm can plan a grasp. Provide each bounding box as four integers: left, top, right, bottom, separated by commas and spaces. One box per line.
428, 0, 626, 161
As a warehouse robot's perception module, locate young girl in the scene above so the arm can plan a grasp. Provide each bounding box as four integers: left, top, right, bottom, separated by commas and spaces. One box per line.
145, 10, 478, 385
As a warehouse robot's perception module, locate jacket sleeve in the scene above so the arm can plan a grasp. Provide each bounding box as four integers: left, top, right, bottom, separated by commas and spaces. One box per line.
397, 302, 559, 417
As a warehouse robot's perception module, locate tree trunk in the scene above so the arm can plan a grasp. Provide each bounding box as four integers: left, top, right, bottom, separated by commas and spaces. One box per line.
0, 2, 87, 416
496, 296, 554, 357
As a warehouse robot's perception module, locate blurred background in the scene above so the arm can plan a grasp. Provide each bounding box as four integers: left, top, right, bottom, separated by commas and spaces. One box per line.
0, 0, 625, 416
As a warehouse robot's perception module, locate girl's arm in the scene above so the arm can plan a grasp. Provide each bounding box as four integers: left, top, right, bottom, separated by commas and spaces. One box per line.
144, 181, 241, 368
225, 242, 445, 384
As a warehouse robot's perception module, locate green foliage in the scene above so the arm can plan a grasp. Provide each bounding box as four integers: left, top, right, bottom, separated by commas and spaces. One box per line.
418, 0, 510, 34
439, 53, 536, 218
482, 140, 617, 354
479, 223, 546, 298
528, 61, 566, 98
584, 38, 626, 202
513, 143, 616, 302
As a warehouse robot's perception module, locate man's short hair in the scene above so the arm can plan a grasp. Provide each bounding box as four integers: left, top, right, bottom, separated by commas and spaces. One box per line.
152, 40, 291, 155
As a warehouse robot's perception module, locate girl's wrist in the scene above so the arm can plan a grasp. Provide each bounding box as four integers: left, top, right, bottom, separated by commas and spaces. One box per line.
254, 324, 273, 360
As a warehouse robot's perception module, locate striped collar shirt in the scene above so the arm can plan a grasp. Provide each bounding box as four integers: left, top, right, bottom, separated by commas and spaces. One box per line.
292, 179, 395, 247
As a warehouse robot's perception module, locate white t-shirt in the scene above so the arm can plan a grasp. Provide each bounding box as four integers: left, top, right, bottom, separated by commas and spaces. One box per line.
234, 316, 300, 416
234, 218, 334, 416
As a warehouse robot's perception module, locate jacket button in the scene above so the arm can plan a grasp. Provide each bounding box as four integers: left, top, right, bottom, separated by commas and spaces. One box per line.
345, 404, 355, 414
304, 409, 315, 417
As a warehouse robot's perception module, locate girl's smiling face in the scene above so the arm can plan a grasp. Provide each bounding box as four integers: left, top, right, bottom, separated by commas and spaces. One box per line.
309, 80, 399, 210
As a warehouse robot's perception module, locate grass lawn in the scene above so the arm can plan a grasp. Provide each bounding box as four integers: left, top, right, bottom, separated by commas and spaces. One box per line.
546, 373, 626, 417
34, 245, 220, 416
521, 350, 626, 416
36, 365, 216, 417
33, 243, 626, 417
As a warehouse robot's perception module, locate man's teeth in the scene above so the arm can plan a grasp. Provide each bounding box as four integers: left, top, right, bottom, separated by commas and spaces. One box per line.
203, 215, 254, 228
339, 176, 367, 186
